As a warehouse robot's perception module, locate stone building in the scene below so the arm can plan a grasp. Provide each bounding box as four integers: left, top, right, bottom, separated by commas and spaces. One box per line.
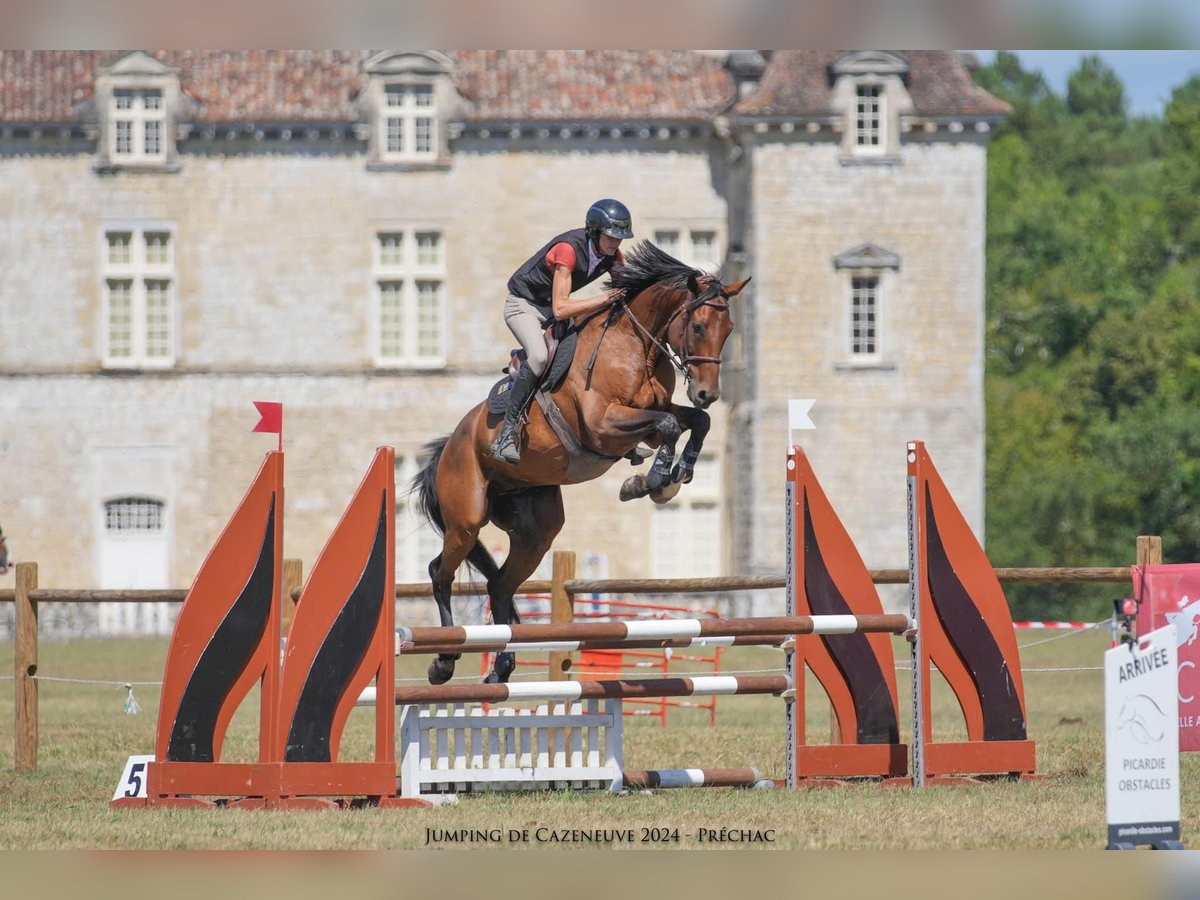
0, 50, 1006, 631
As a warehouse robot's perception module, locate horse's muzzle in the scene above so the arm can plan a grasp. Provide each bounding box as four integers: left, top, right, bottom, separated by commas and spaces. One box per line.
689, 386, 719, 408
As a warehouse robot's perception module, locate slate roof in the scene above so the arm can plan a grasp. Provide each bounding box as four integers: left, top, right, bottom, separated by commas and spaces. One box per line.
0, 50, 1005, 124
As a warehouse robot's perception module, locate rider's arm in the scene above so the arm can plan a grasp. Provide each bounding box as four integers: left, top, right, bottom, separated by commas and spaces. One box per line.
549, 265, 620, 321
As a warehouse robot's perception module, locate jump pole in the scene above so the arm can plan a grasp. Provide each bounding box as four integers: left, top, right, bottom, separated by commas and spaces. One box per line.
396, 615, 909, 651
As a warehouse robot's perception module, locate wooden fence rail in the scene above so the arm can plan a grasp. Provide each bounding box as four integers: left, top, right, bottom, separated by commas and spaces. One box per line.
0, 567, 1143, 605
3, 535, 1162, 774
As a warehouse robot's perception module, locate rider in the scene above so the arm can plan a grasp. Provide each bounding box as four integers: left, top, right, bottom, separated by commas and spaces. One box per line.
491, 198, 634, 464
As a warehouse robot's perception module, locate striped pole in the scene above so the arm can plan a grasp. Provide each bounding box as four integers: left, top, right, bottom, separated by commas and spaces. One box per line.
370, 674, 792, 707
398, 634, 793, 656
622, 768, 768, 789
396, 614, 910, 653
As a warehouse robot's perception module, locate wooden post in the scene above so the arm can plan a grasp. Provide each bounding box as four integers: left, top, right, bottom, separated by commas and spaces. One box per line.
14, 562, 38, 774
1136, 535, 1163, 567
281, 558, 303, 635
548, 551, 576, 681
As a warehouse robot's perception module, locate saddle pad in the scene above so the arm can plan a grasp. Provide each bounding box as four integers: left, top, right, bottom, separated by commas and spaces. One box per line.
487, 328, 578, 414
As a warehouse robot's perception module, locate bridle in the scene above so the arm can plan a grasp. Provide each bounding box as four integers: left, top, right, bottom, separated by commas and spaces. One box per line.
620, 277, 730, 380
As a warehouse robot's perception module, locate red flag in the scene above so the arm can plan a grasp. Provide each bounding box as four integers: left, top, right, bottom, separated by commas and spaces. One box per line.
252, 401, 283, 451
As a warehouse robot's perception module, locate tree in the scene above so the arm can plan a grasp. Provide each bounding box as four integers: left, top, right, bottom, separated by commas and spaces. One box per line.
1161, 76, 1200, 255
1067, 54, 1127, 123
972, 53, 1190, 620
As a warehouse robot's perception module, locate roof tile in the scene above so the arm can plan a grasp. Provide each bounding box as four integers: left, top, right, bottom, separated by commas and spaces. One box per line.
732, 50, 1010, 118
0, 50, 1005, 125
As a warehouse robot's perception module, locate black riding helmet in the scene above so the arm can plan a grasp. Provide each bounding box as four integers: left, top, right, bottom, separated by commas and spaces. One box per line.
585, 199, 634, 240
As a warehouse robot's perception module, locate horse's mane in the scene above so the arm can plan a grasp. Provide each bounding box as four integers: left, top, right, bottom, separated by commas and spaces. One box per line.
606, 241, 703, 299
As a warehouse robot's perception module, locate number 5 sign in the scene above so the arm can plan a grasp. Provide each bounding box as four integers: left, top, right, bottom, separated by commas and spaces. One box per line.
112, 755, 154, 803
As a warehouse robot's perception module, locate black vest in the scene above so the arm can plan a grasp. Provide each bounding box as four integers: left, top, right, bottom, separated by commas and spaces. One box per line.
507, 228, 617, 308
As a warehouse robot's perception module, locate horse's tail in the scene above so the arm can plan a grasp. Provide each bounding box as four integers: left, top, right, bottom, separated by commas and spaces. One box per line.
413, 436, 450, 534
411, 435, 502, 583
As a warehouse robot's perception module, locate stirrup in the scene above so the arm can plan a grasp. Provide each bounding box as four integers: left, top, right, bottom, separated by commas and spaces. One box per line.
492, 431, 521, 464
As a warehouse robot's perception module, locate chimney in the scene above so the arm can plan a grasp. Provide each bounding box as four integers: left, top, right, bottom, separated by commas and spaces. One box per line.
726, 51, 769, 100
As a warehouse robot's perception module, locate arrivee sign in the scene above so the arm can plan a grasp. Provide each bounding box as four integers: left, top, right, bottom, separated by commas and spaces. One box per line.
1105, 626, 1181, 849
1134, 564, 1200, 752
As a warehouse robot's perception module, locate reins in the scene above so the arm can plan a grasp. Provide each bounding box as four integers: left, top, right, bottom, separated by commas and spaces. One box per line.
618, 279, 729, 381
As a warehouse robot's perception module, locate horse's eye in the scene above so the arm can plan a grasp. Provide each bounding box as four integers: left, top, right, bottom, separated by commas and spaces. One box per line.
691, 323, 704, 336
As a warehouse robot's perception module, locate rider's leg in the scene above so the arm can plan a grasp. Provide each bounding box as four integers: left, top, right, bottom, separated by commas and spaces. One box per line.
492, 296, 550, 464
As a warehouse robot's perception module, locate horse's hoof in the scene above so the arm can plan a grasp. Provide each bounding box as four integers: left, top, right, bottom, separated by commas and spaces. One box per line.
428, 657, 456, 685
483, 652, 516, 684
670, 464, 694, 484
650, 482, 682, 505
619, 475, 648, 502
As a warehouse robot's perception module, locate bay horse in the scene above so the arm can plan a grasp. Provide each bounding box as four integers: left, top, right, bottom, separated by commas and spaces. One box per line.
413, 242, 749, 684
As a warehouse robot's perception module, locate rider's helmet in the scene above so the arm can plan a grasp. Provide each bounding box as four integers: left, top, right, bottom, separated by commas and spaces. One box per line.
584, 199, 634, 240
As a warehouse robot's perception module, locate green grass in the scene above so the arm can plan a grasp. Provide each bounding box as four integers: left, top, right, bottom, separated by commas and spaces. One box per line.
0, 630, 1196, 849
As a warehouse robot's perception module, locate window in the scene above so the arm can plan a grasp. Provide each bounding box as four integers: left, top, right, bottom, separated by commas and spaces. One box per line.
831, 52, 909, 162
651, 454, 722, 578
105, 497, 164, 531
381, 84, 437, 161
111, 88, 166, 163
834, 244, 899, 365
103, 227, 175, 367
854, 84, 884, 151
654, 230, 681, 257
99, 496, 171, 635
850, 276, 879, 357
652, 228, 722, 273
374, 230, 446, 366
363, 51, 453, 169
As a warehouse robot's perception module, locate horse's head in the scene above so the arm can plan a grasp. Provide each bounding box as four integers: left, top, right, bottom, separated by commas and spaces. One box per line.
669, 274, 750, 408
608, 241, 751, 409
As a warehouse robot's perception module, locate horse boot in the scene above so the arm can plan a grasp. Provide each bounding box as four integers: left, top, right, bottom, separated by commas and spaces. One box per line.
484, 651, 517, 684
491, 365, 539, 464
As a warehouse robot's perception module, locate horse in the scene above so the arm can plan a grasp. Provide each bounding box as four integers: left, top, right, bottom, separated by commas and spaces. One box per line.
413, 241, 749, 684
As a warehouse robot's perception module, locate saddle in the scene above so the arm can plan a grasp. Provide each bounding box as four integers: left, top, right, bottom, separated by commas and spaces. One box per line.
486, 320, 576, 414
486, 320, 651, 470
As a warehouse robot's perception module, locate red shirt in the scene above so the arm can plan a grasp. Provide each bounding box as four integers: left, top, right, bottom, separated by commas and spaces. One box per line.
545, 242, 624, 272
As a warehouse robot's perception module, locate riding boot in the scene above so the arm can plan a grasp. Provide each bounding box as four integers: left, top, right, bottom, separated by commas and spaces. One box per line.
491, 365, 540, 464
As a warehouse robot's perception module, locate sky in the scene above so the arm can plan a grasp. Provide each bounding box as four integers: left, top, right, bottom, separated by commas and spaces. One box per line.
974, 50, 1200, 117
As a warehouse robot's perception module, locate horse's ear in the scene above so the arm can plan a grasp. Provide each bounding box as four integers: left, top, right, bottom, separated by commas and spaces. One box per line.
687, 274, 701, 295
724, 277, 751, 297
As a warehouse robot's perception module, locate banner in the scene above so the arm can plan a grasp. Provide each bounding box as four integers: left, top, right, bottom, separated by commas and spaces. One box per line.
1134, 564, 1200, 752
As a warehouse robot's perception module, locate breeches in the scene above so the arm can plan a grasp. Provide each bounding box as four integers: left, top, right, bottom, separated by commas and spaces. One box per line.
503, 294, 553, 375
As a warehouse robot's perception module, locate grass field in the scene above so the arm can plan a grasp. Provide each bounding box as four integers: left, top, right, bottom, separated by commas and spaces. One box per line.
1, 628, 1196, 850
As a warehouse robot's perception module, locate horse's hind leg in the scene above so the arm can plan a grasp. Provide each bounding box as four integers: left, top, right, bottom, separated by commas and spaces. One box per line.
485, 486, 565, 684
427, 438, 491, 685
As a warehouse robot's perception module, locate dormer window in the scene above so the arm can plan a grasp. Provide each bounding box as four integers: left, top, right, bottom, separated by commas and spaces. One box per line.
854, 84, 884, 152
831, 52, 911, 164
363, 51, 454, 170
112, 88, 166, 163
382, 84, 436, 160
93, 51, 184, 172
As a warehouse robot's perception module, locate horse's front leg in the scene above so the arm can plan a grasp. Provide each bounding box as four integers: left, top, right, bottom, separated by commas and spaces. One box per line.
589, 405, 683, 502
636, 405, 711, 505
666, 403, 710, 485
